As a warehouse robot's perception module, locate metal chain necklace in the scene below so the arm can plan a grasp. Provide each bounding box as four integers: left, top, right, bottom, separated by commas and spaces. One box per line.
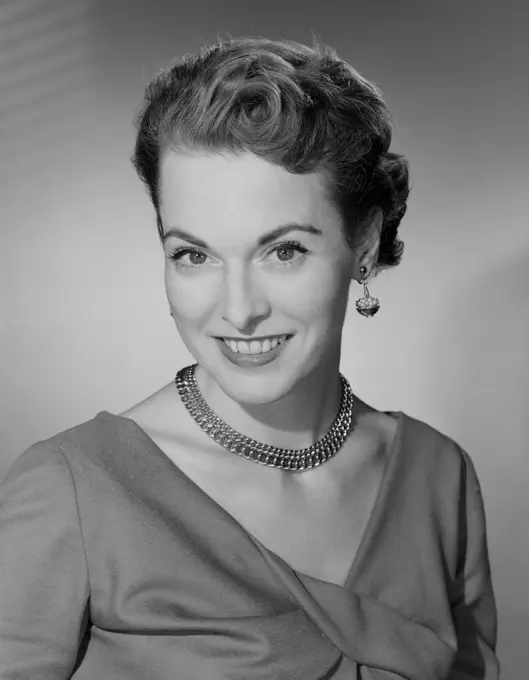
174, 363, 356, 472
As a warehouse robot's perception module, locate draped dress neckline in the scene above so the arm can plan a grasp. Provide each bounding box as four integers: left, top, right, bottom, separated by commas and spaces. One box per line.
96, 409, 457, 679
108, 409, 405, 591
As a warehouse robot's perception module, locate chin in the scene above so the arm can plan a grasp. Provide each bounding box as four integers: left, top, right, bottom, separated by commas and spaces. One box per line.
214, 365, 294, 406
192, 349, 292, 406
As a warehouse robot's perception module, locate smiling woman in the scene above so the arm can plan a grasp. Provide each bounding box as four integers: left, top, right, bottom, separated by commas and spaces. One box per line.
158, 148, 364, 414
0, 34, 498, 679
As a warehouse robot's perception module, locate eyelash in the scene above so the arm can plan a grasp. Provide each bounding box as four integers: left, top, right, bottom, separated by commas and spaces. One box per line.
168, 240, 309, 269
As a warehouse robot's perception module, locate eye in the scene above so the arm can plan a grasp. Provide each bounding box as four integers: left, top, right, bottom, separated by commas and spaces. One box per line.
265, 240, 308, 265
168, 247, 209, 268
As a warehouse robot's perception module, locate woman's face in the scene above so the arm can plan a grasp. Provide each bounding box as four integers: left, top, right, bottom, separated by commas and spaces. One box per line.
159, 149, 360, 405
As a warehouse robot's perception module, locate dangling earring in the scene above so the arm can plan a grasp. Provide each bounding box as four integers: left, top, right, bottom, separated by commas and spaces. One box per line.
355, 266, 380, 317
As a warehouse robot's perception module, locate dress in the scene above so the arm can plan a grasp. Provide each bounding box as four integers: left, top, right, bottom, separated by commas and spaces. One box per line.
0, 409, 499, 679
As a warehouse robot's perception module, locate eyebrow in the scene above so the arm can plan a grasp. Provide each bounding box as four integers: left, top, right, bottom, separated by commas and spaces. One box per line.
161, 223, 323, 249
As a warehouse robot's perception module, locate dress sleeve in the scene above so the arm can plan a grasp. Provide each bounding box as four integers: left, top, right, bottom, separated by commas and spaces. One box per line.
0, 442, 90, 679
448, 447, 500, 679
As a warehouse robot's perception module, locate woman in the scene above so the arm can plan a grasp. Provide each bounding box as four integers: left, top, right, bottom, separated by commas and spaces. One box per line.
0, 36, 499, 679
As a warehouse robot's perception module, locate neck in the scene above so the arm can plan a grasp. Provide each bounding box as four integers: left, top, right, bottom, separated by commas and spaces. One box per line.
195, 358, 346, 451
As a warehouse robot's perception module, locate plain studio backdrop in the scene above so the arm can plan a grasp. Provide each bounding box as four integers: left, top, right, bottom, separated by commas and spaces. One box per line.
0, 0, 527, 676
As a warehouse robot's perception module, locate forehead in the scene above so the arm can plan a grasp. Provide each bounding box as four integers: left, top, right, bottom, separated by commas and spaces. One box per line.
158, 150, 337, 233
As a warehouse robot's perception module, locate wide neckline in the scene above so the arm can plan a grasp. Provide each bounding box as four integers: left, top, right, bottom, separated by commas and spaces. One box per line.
96, 408, 405, 591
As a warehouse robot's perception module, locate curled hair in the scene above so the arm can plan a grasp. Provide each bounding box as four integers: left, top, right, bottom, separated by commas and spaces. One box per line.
132, 34, 410, 274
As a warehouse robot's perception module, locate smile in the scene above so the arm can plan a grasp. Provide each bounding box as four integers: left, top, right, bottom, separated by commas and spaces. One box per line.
221, 335, 290, 355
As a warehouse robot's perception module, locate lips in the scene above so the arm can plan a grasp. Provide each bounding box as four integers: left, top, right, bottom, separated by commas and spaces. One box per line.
215, 335, 292, 369
216, 334, 292, 342
220, 335, 290, 355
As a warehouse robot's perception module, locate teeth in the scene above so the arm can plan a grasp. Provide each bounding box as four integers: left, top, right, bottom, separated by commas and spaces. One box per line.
223, 335, 288, 354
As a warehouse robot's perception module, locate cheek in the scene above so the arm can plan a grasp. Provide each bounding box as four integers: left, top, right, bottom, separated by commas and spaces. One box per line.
279, 268, 350, 321
165, 270, 215, 323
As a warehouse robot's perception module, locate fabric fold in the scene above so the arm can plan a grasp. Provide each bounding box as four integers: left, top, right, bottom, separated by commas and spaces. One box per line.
249, 534, 456, 679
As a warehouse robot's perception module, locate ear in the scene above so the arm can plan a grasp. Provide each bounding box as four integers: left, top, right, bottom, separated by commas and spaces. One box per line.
354, 209, 383, 280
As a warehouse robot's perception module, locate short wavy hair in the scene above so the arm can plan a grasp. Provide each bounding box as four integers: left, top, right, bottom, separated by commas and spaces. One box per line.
132, 34, 410, 275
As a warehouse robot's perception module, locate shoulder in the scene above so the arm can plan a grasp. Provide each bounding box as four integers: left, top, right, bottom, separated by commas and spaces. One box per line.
1, 438, 76, 508
356, 401, 471, 491
2, 410, 149, 498
398, 410, 471, 478
386, 412, 488, 573
394, 410, 488, 544
353, 391, 470, 480
0, 430, 93, 563
37, 410, 137, 462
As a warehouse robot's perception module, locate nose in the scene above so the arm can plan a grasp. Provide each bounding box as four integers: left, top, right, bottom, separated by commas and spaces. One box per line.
219, 265, 271, 332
